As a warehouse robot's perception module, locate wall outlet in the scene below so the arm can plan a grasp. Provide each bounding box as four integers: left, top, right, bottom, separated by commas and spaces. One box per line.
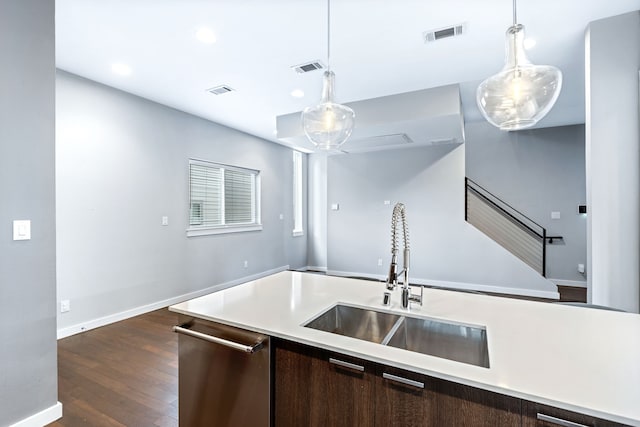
377, 258, 383, 266
61, 299, 70, 313
578, 263, 585, 274
161, 216, 169, 226
244, 260, 248, 268
551, 211, 561, 219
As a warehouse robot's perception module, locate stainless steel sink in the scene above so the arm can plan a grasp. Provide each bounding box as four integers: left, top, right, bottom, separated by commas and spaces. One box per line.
304, 304, 402, 344
304, 304, 490, 368
385, 316, 490, 368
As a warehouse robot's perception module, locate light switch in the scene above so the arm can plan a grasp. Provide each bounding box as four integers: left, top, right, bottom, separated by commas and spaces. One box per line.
551, 211, 561, 219
161, 216, 169, 226
331, 203, 339, 211
384, 200, 391, 205
13, 220, 31, 241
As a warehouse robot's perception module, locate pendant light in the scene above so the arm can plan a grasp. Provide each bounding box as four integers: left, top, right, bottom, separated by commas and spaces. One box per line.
301, 0, 355, 150
476, 0, 562, 131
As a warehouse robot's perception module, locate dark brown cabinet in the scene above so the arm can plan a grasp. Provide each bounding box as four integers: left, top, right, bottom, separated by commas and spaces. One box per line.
274, 339, 630, 427
274, 339, 375, 427
275, 339, 522, 427
431, 377, 521, 427
374, 364, 432, 427
522, 401, 631, 427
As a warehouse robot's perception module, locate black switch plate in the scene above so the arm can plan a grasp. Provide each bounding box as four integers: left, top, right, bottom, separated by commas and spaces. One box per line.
578, 205, 587, 214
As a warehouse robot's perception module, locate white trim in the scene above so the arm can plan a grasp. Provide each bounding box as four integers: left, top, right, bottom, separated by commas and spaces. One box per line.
57, 266, 289, 339
187, 224, 262, 237
9, 402, 62, 427
550, 279, 587, 288
327, 270, 560, 300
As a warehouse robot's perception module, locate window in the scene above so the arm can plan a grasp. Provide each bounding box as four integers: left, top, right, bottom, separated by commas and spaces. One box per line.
188, 159, 261, 236
293, 150, 304, 236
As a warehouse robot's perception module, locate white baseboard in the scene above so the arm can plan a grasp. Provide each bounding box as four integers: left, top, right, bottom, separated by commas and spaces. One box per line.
327, 270, 560, 300
550, 279, 587, 288
57, 266, 289, 339
10, 402, 62, 427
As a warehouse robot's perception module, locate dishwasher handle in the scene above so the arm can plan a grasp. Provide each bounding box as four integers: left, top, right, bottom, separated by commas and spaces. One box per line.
173, 325, 264, 353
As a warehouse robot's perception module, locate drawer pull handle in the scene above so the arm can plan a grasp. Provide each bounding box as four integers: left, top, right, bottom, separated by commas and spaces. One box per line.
172, 325, 263, 353
329, 358, 365, 372
382, 372, 425, 389
537, 413, 588, 427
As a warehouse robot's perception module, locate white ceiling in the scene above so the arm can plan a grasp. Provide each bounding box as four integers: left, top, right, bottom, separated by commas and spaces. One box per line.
56, 0, 640, 150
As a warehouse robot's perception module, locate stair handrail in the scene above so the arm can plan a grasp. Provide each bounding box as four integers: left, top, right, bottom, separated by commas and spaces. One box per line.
465, 178, 545, 239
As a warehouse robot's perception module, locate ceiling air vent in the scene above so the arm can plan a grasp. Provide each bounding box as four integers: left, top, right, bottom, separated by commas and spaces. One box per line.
429, 138, 459, 146
423, 23, 466, 43
207, 85, 235, 95
291, 61, 324, 74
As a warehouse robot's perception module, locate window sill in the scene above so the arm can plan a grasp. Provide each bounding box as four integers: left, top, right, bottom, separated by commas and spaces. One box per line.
187, 224, 263, 237
292, 230, 304, 237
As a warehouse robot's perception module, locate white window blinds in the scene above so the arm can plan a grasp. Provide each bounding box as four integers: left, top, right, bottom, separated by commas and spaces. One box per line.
189, 159, 261, 235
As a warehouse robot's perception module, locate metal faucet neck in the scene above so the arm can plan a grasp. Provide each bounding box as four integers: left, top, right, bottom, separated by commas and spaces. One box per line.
384, 203, 421, 309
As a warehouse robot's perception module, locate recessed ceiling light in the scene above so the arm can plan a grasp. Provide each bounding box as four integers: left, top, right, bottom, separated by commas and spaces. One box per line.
195, 27, 217, 44
524, 38, 537, 50
291, 89, 305, 98
111, 63, 131, 76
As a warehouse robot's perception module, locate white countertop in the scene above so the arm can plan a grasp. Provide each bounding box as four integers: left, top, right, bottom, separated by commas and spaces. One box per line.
170, 271, 640, 426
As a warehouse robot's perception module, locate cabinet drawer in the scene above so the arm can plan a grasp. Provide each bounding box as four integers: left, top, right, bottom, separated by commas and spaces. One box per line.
375, 365, 431, 427
274, 339, 375, 427
523, 401, 632, 427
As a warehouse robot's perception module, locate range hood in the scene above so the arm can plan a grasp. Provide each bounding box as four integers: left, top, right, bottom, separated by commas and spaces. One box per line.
276, 84, 465, 153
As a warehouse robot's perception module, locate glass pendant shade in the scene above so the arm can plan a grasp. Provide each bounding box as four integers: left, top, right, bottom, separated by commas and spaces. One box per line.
302, 71, 355, 150
476, 24, 562, 131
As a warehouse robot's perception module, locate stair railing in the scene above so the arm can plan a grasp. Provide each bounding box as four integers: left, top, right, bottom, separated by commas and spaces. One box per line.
465, 178, 547, 276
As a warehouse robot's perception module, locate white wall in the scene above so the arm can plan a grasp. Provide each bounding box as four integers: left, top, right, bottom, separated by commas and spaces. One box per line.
307, 153, 328, 270
56, 71, 307, 334
0, 0, 60, 425
325, 143, 557, 298
586, 11, 640, 313
466, 122, 587, 283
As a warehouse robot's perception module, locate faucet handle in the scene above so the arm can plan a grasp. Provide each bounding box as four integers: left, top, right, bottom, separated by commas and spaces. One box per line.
408, 285, 423, 306
406, 286, 424, 307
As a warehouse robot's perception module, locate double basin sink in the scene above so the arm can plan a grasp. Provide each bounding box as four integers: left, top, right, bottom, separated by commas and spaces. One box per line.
304, 304, 490, 368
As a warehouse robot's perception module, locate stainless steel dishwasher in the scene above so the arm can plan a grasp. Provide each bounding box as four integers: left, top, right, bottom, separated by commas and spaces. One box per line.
173, 316, 270, 427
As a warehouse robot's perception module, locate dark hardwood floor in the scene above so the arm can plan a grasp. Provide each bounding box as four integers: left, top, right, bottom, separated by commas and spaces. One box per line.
49, 309, 179, 427
557, 285, 587, 302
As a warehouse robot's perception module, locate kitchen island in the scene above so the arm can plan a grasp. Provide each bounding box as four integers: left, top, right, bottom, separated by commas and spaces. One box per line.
170, 271, 640, 426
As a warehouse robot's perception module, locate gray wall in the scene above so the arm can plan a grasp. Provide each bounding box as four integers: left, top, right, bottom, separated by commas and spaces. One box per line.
0, 0, 59, 425
325, 143, 557, 297
465, 122, 587, 283
586, 11, 640, 313
56, 71, 307, 332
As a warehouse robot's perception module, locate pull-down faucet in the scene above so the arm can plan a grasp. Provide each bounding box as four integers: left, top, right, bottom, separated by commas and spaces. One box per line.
383, 203, 422, 309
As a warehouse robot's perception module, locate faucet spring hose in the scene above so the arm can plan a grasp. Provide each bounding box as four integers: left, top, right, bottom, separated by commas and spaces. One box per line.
390, 203, 410, 254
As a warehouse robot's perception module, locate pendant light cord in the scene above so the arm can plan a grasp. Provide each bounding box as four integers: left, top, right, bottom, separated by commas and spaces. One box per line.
512, 0, 517, 26
327, 0, 331, 71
